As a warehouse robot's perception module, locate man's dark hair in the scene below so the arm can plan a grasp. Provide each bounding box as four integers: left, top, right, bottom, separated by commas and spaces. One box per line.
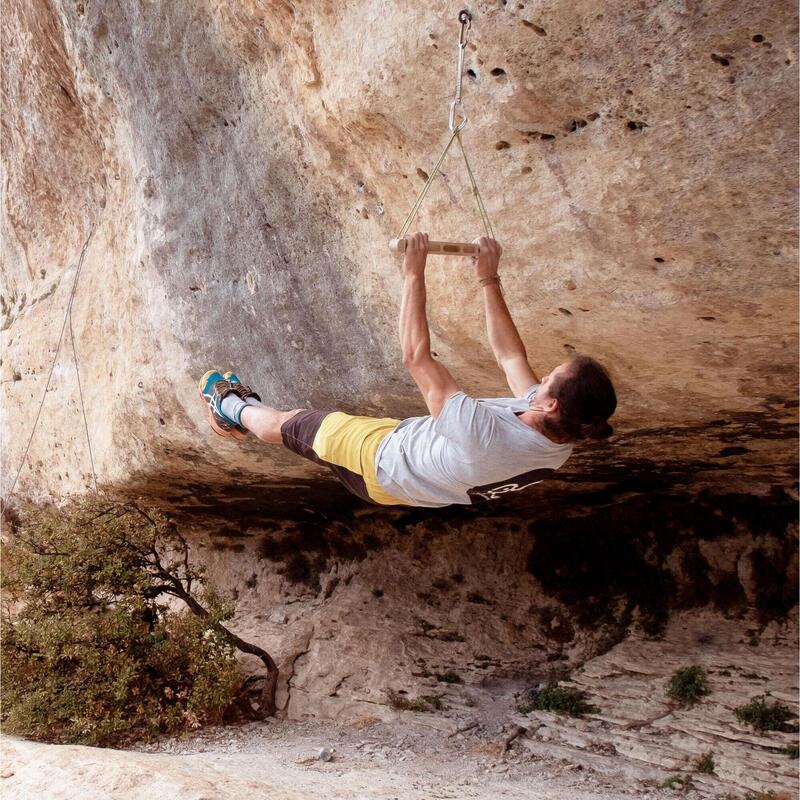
550, 355, 617, 441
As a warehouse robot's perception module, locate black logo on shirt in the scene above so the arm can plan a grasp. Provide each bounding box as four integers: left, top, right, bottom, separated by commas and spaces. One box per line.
467, 468, 556, 503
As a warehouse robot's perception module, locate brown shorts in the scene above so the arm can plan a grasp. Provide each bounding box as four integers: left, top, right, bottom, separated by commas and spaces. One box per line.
280, 410, 407, 506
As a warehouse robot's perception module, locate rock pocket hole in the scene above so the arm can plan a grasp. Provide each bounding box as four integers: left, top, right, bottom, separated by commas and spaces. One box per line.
627, 120, 648, 131
495, 140, 511, 150
490, 67, 506, 77
467, 68, 477, 80
711, 53, 730, 66
654, 257, 665, 262
521, 20, 547, 35
522, 130, 556, 141
752, 34, 764, 42
416, 168, 429, 181
720, 446, 750, 456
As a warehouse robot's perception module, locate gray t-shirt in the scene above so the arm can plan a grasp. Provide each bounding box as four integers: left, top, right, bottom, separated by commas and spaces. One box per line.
374, 384, 573, 507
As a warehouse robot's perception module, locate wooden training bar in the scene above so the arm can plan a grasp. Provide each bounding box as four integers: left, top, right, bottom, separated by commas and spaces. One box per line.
389, 238, 479, 256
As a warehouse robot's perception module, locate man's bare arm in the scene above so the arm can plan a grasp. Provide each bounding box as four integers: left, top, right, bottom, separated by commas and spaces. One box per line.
474, 236, 539, 396
399, 233, 459, 418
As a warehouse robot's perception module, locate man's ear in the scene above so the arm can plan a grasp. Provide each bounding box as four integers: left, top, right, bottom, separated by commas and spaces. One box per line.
546, 397, 559, 414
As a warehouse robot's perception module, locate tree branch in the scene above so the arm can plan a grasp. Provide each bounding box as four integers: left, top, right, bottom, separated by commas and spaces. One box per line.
151, 558, 278, 716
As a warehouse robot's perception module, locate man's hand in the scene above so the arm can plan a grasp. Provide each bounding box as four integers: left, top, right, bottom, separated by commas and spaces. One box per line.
472, 236, 503, 280
403, 232, 429, 277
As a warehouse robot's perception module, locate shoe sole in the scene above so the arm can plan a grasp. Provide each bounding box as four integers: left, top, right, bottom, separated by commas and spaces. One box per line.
198, 370, 246, 440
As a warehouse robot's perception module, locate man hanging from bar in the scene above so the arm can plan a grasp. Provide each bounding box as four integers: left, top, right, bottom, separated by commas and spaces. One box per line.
198, 233, 617, 507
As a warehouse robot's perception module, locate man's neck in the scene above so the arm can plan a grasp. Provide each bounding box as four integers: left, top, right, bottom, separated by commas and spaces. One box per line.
516, 410, 570, 444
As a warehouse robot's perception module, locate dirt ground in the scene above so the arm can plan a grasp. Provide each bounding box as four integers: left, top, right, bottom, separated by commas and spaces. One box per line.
0, 715, 707, 800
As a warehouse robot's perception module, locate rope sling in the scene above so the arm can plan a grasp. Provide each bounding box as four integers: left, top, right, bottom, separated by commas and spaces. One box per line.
389, 10, 495, 256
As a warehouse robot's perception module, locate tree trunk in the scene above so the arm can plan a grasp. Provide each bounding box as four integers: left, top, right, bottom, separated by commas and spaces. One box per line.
159, 571, 279, 716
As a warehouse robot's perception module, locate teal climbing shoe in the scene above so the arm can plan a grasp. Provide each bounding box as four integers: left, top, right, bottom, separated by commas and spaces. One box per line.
198, 369, 247, 439
223, 371, 262, 404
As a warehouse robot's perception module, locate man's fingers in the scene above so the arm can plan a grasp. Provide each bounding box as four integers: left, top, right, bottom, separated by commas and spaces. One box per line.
472, 236, 503, 256
406, 232, 429, 254
472, 235, 489, 253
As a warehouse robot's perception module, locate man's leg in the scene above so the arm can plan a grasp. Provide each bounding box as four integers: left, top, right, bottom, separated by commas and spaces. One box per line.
201, 369, 304, 442
239, 405, 305, 444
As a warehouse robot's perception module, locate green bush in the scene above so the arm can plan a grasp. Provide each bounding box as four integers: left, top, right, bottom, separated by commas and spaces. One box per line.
422, 694, 446, 710
660, 774, 693, 790
386, 690, 428, 712
666, 666, 711, 706
516, 684, 598, 717
0, 500, 258, 745
694, 751, 715, 774
734, 695, 797, 732
386, 690, 446, 712
435, 671, 462, 684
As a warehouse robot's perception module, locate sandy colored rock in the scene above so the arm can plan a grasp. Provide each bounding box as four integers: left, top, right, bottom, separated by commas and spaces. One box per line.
1, 0, 797, 501
1, 4, 797, 797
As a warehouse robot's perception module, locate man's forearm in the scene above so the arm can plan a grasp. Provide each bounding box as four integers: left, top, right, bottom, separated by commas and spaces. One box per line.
399, 273, 432, 364
482, 282, 527, 363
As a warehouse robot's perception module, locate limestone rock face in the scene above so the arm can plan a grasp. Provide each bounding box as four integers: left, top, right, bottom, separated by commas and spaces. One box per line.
2, 9, 797, 796
1, 0, 797, 501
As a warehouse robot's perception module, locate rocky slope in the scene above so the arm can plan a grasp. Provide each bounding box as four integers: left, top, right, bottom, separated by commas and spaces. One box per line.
2, 609, 796, 799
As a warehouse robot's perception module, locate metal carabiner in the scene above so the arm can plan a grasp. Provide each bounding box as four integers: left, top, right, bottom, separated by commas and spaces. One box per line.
458, 9, 472, 42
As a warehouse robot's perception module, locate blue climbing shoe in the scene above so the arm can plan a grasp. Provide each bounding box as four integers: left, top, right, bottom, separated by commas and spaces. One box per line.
223, 371, 262, 404
198, 369, 247, 439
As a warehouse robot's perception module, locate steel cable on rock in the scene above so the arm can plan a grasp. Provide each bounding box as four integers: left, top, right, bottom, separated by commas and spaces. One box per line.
5, 224, 99, 503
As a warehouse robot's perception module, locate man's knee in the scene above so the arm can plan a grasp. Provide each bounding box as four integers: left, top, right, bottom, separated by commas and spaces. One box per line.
263, 408, 305, 444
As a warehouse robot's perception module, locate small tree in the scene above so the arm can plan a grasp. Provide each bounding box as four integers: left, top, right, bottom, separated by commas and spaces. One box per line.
666, 666, 711, 707
734, 695, 797, 732
1, 499, 279, 745
516, 684, 599, 717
